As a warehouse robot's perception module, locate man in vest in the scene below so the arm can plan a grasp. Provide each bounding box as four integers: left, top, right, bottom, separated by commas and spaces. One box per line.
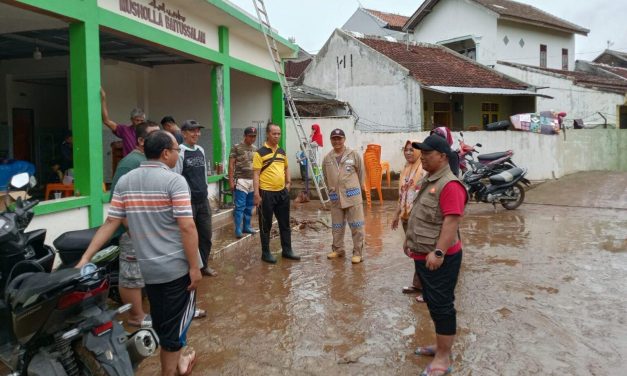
404, 134, 468, 376
175, 120, 216, 277
322, 128, 366, 264
253, 123, 301, 264
228, 126, 258, 238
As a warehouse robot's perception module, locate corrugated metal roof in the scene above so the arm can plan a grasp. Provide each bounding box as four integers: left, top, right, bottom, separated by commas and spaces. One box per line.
426, 86, 552, 98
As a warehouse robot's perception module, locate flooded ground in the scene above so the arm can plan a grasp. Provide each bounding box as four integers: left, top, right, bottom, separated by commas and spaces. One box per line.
130, 173, 626, 374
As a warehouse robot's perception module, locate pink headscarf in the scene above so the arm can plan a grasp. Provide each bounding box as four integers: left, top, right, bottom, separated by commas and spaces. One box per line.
431, 126, 454, 146
310, 124, 323, 147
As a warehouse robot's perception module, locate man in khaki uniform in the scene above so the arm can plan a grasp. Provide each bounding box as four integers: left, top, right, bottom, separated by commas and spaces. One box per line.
322, 128, 365, 264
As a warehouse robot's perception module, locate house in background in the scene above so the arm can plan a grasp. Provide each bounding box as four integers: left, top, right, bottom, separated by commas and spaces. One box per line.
342, 7, 410, 41
298, 29, 542, 132
593, 49, 627, 68
403, 0, 589, 69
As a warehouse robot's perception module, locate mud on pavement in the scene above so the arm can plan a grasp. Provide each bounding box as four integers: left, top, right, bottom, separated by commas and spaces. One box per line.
136, 173, 627, 375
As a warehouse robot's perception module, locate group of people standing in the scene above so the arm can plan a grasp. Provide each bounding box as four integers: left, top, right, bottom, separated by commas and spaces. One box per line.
77, 88, 466, 376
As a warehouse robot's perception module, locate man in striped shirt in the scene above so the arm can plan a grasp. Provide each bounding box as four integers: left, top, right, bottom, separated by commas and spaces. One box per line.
79, 130, 201, 376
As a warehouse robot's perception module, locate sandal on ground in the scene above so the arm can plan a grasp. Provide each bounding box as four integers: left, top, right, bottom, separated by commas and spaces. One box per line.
193, 309, 206, 319
420, 364, 452, 376
128, 314, 152, 328
178, 347, 196, 376
415, 294, 425, 303
402, 286, 421, 294
414, 345, 436, 356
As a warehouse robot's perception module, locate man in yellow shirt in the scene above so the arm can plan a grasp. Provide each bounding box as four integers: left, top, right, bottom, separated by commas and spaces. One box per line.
253, 123, 301, 264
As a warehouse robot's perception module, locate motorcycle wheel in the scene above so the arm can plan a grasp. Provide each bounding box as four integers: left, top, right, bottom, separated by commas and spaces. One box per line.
73, 343, 108, 376
501, 183, 525, 210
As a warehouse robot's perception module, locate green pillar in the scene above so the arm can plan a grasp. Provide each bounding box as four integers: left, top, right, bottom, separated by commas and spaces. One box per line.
69, 21, 103, 227
212, 26, 231, 172
272, 82, 286, 149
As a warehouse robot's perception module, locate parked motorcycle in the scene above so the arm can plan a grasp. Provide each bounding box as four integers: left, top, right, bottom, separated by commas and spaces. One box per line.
0, 173, 158, 375
463, 166, 530, 210
0, 173, 55, 293
457, 132, 519, 176
1, 265, 158, 375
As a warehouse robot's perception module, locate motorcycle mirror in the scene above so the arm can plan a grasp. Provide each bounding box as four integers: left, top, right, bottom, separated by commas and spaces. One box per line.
476, 143, 483, 147
29, 175, 37, 188
10, 173, 30, 190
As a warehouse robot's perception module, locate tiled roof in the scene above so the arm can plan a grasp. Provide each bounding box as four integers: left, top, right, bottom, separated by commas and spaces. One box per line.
362, 8, 409, 31
404, 0, 589, 35
593, 64, 627, 81
593, 49, 627, 66
498, 61, 627, 94
358, 37, 527, 89
285, 59, 312, 80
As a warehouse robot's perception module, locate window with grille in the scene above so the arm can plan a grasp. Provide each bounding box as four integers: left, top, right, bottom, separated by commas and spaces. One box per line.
481, 103, 499, 126
562, 48, 568, 70
540, 44, 547, 67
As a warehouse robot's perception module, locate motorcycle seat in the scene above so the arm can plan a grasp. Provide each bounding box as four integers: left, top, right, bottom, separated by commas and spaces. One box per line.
477, 151, 511, 161
489, 167, 524, 185
6, 268, 80, 307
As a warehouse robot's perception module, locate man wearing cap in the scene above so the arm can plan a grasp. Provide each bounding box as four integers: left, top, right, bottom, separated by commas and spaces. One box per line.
161, 115, 184, 145
228, 127, 258, 238
253, 123, 300, 264
322, 128, 366, 264
404, 134, 468, 376
100, 87, 146, 157
174, 120, 217, 277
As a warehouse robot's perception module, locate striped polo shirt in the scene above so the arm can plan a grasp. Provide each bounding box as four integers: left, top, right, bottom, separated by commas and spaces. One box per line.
253, 142, 288, 191
109, 161, 197, 284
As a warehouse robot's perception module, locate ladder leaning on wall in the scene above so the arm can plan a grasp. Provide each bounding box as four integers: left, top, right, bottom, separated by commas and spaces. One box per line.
252, 0, 330, 208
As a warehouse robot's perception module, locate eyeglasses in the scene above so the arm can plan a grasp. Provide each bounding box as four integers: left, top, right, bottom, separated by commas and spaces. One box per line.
169, 147, 181, 152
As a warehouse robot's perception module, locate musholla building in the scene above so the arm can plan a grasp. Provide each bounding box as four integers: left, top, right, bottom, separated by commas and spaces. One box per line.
0, 0, 295, 240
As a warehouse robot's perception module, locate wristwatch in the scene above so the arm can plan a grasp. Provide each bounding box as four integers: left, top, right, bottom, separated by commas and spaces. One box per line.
434, 248, 445, 258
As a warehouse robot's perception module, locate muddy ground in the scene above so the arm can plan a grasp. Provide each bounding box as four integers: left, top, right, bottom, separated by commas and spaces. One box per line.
132, 172, 627, 375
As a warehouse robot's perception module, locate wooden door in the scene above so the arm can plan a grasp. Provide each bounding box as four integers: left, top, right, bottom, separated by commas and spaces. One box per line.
12, 108, 34, 161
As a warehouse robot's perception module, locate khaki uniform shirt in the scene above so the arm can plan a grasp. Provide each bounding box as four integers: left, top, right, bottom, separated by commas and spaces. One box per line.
322, 147, 364, 209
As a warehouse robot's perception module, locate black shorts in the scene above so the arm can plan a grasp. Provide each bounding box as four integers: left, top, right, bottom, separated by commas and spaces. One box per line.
145, 274, 196, 352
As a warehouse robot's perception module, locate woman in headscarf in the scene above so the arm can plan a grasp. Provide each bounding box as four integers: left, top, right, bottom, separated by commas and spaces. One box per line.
309, 124, 323, 164
391, 139, 425, 302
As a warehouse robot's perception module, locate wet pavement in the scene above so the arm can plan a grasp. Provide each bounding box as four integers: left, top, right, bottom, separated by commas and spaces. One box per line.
129, 172, 627, 375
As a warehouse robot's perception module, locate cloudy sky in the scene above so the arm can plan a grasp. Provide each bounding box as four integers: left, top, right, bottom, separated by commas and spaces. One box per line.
229, 0, 626, 61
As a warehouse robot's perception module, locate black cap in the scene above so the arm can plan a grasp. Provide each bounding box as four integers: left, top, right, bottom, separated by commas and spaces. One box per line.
161, 115, 176, 125
412, 134, 452, 154
244, 126, 257, 136
181, 119, 204, 131
330, 128, 345, 138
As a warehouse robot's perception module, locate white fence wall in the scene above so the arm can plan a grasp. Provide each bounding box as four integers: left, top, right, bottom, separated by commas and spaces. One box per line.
286, 118, 627, 181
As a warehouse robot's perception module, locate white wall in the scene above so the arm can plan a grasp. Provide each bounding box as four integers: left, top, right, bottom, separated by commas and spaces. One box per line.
411, 0, 497, 65
496, 63, 625, 127
497, 20, 575, 70
342, 8, 406, 40
229, 31, 276, 72
26, 204, 89, 245
301, 29, 422, 133
230, 69, 272, 147
286, 118, 627, 180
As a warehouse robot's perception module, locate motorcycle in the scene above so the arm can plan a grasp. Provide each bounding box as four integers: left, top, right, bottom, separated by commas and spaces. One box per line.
0, 173, 158, 375
1, 265, 158, 375
457, 132, 518, 176
463, 166, 530, 210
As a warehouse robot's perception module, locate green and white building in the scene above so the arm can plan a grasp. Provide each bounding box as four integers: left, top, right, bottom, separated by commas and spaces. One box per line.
0, 0, 296, 240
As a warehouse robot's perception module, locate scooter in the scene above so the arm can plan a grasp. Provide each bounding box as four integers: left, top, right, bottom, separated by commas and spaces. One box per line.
463, 166, 530, 210
0, 175, 158, 375
1, 265, 158, 375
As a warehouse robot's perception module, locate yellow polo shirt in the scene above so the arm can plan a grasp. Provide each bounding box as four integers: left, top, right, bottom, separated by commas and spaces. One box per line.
253, 142, 288, 191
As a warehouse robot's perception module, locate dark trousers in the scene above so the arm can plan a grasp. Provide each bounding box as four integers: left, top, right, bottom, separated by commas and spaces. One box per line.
192, 199, 212, 267
415, 251, 462, 336
258, 188, 292, 253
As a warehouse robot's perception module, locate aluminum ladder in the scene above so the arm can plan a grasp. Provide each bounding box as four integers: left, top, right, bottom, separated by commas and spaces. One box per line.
252, 0, 330, 207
